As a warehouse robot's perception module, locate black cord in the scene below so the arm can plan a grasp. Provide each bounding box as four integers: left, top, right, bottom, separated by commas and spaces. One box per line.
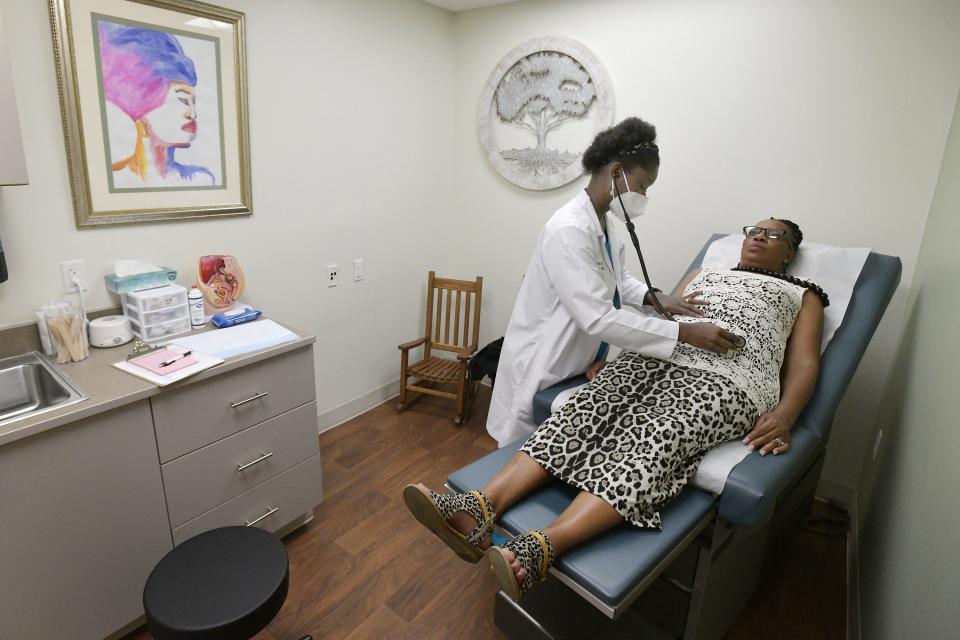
613, 183, 674, 320
802, 516, 850, 538
802, 500, 851, 537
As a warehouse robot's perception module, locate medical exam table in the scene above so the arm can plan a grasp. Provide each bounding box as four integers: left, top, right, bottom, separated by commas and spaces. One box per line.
448, 235, 901, 639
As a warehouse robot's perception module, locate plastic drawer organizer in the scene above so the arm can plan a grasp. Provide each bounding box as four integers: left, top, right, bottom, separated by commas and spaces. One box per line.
122, 285, 190, 341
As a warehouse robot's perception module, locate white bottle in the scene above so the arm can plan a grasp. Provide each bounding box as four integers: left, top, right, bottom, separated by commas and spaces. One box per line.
188, 285, 205, 328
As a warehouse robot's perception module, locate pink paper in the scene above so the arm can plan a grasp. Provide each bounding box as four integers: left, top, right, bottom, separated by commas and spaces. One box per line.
130, 349, 198, 375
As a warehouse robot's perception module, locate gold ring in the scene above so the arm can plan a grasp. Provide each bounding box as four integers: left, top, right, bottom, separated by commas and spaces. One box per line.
774, 438, 786, 447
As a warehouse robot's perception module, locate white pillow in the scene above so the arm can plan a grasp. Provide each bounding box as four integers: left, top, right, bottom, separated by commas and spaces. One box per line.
700, 234, 870, 351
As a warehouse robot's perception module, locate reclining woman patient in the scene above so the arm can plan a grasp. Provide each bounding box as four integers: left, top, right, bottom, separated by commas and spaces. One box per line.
404, 219, 828, 602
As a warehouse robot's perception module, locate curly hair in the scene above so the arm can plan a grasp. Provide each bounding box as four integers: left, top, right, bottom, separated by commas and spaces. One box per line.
772, 218, 803, 250
582, 117, 660, 174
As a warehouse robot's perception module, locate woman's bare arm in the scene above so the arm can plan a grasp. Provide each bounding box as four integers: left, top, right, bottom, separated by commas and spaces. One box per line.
775, 291, 824, 424
743, 290, 824, 455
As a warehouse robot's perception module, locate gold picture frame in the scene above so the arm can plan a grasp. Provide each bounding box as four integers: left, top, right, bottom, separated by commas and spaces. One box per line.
49, 0, 251, 227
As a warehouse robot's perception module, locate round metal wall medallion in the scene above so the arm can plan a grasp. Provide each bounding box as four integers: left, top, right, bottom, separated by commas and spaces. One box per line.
478, 37, 614, 191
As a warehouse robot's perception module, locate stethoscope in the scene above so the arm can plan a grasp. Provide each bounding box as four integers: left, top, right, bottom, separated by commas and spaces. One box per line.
606, 182, 749, 351
611, 179, 675, 321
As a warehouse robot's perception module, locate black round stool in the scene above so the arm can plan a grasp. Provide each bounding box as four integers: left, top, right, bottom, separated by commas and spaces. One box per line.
143, 526, 307, 639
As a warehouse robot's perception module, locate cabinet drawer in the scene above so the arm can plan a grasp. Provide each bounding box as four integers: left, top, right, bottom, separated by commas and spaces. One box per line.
153, 346, 316, 462
172, 455, 323, 546
162, 401, 319, 527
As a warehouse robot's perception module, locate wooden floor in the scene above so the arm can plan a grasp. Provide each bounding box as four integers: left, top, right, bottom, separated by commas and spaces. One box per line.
124, 386, 846, 640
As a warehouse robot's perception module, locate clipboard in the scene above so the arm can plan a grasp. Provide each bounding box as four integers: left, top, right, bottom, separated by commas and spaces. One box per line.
113, 345, 223, 386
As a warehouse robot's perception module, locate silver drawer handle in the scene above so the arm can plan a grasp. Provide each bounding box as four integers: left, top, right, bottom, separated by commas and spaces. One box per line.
237, 451, 274, 472
230, 391, 269, 408
244, 506, 279, 527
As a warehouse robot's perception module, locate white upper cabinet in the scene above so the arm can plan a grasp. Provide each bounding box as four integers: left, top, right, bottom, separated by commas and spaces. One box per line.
0, 6, 27, 186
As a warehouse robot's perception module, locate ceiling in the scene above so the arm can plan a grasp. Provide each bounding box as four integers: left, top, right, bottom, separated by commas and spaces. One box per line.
419, 0, 522, 12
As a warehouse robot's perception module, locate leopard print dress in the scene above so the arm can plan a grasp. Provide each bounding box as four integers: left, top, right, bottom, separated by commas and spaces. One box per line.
521, 268, 807, 529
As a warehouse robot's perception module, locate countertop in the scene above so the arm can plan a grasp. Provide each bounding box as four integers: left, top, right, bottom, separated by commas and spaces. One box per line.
0, 321, 316, 448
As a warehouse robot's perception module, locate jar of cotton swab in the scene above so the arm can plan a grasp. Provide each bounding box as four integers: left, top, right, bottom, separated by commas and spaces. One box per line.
44, 305, 89, 363
35, 301, 72, 356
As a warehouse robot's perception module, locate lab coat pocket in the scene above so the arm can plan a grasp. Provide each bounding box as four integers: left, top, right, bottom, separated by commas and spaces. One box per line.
508, 367, 558, 426
536, 369, 562, 392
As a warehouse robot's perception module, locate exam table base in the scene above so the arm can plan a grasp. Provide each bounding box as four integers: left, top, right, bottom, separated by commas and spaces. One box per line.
494, 450, 825, 640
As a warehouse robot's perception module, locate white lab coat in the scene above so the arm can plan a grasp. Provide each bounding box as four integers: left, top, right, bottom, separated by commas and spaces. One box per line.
486, 190, 679, 447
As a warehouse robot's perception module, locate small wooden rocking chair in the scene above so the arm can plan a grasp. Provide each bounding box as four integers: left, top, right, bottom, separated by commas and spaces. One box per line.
397, 271, 483, 424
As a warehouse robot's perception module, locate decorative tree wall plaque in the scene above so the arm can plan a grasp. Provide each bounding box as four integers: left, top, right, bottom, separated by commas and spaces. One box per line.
478, 37, 614, 191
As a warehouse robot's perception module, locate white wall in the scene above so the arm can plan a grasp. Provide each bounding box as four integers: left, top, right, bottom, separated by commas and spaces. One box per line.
447, 0, 960, 495
857, 89, 960, 640
0, 0, 454, 421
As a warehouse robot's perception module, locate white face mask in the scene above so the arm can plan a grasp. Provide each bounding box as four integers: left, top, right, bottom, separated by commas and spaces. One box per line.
609, 173, 648, 223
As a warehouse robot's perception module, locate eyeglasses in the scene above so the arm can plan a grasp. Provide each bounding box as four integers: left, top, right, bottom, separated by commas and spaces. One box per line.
743, 226, 794, 246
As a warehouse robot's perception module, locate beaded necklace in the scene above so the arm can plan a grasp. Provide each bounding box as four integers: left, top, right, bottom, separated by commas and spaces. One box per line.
730, 265, 830, 307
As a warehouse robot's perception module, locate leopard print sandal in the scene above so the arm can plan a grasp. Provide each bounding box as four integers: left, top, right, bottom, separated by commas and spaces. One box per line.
486, 529, 555, 602
402, 485, 496, 563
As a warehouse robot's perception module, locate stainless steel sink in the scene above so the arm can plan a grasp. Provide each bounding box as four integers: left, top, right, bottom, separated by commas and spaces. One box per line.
0, 352, 86, 427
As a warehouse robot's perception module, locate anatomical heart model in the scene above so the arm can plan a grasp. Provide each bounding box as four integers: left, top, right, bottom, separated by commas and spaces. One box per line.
198, 255, 245, 310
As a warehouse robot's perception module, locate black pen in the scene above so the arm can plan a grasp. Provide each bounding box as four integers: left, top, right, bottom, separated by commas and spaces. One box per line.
159, 350, 192, 367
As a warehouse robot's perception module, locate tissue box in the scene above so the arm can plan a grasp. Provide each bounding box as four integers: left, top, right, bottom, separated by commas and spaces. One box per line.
104, 267, 178, 294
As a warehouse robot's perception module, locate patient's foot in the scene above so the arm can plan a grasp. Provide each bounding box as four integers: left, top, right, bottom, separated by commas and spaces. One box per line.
495, 547, 526, 586
414, 483, 493, 550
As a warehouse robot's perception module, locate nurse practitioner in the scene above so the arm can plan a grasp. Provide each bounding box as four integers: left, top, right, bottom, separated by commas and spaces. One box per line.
487, 118, 739, 446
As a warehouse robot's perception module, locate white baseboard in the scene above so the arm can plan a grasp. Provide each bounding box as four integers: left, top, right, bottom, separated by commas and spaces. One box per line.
817, 479, 860, 640
816, 478, 856, 510
316, 379, 400, 434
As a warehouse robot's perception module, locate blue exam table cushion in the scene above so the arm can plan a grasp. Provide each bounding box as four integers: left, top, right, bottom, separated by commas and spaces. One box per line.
533, 374, 587, 426
716, 425, 821, 524
448, 439, 716, 607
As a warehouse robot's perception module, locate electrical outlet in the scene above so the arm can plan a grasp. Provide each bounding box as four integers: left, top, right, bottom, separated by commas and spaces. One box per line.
61, 259, 86, 293
327, 264, 338, 287
872, 429, 883, 461
354, 258, 364, 282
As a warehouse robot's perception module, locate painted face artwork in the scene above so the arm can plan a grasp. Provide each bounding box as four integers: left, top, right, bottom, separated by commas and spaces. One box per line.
97, 20, 217, 187
147, 82, 198, 147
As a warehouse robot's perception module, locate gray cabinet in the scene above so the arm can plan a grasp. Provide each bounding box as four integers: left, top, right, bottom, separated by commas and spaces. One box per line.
161, 401, 319, 528
155, 345, 322, 541
0, 401, 171, 639
172, 455, 323, 545
152, 346, 316, 462
0, 341, 322, 639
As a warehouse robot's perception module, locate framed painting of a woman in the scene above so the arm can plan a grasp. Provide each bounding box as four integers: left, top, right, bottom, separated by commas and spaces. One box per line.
49, 0, 251, 227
